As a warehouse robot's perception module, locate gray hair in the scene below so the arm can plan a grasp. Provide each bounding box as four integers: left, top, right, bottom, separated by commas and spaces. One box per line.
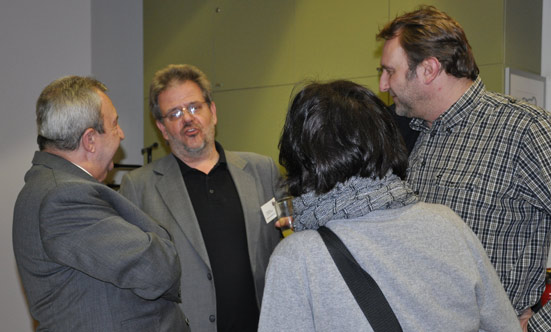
149, 64, 212, 121
36, 76, 107, 151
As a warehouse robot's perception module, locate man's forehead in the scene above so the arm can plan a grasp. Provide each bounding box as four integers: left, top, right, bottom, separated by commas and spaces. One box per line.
382, 38, 407, 61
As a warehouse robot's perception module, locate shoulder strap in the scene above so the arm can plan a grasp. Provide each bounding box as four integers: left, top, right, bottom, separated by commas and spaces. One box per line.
317, 226, 403, 332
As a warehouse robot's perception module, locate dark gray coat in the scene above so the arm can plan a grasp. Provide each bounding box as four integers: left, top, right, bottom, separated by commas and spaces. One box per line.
13, 151, 189, 331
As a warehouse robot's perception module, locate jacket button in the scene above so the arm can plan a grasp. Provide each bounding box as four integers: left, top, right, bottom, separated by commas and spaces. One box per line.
209, 315, 216, 322
207, 273, 212, 280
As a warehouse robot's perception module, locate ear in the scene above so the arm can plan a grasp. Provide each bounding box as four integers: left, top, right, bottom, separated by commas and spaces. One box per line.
81, 128, 97, 153
156, 120, 170, 141
209, 101, 218, 126
420, 57, 441, 84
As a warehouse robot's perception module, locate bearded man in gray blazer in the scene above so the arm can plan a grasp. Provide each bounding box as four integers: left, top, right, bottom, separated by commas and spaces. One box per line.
120, 64, 283, 332
13, 76, 189, 331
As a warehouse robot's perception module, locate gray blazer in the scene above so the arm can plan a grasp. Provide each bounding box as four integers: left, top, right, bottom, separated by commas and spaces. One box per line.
120, 151, 282, 332
13, 151, 189, 332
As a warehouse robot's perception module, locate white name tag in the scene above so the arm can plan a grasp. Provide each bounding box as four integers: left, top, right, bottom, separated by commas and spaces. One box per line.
261, 197, 277, 224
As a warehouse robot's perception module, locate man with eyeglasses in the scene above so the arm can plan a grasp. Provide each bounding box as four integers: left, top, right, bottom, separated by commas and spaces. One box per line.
120, 64, 283, 332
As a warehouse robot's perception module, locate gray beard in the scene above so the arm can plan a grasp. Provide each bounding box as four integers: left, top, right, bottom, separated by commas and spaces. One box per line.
168, 134, 211, 160
183, 140, 207, 155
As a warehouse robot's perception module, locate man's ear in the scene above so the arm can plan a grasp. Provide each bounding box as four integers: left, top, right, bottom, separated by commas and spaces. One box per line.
81, 128, 97, 153
421, 57, 441, 84
156, 120, 170, 141
209, 101, 217, 126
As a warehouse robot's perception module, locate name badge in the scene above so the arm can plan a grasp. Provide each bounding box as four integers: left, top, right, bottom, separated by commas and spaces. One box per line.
261, 197, 277, 224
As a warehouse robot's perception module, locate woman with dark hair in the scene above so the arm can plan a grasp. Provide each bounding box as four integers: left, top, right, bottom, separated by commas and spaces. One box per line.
258, 80, 520, 331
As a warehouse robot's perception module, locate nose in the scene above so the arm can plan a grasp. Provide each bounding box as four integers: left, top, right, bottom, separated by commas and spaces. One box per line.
118, 125, 125, 140
181, 109, 195, 122
379, 71, 389, 92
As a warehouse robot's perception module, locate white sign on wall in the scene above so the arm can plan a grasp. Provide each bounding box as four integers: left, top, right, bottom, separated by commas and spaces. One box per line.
505, 67, 547, 108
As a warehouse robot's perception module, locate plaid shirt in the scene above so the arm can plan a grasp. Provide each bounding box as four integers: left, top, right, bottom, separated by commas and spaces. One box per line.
407, 77, 551, 330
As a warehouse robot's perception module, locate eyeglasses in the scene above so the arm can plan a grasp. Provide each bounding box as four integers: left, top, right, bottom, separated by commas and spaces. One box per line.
161, 101, 208, 121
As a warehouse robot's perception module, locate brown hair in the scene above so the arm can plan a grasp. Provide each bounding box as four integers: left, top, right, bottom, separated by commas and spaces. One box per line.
149, 64, 212, 120
377, 5, 479, 80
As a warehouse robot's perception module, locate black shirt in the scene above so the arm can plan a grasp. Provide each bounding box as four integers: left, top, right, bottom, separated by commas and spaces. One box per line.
390, 104, 420, 155
176, 143, 259, 332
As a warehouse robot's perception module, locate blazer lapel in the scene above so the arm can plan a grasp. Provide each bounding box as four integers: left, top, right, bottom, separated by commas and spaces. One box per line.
226, 152, 262, 276
154, 156, 211, 269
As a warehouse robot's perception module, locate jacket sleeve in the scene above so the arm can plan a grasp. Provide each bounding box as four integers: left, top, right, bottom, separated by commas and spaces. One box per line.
462, 225, 522, 331
39, 181, 181, 302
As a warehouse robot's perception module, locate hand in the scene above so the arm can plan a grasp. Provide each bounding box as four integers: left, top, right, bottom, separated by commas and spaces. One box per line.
275, 217, 291, 229
519, 308, 533, 332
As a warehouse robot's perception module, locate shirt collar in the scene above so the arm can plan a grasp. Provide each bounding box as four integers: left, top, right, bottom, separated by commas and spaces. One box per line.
175, 141, 227, 174
410, 76, 484, 132
70, 162, 94, 178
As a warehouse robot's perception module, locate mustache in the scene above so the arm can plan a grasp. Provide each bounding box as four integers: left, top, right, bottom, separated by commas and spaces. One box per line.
179, 122, 202, 136
182, 121, 200, 129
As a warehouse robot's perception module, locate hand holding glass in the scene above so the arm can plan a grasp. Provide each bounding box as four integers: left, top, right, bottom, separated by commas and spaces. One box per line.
276, 197, 294, 237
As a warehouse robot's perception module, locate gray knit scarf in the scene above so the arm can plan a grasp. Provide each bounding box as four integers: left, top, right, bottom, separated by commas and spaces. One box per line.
292, 173, 418, 231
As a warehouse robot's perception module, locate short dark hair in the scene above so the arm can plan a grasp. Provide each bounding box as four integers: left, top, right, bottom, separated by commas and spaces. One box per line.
279, 80, 408, 196
377, 5, 479, 80
149, 64, 212, 120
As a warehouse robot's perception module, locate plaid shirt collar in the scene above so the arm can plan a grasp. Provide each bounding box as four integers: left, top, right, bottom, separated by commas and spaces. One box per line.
410, 76, 483, 133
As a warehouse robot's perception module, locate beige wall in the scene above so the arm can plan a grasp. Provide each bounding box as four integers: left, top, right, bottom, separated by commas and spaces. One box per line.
143, 0, 540, 164
505, 0, 542, 74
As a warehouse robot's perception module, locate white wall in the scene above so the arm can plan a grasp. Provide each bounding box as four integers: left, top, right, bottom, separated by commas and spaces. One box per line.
92, 0, 144, 170
0, 1, 143, 330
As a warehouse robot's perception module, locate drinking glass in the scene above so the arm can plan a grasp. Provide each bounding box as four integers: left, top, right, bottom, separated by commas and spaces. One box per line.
276, 197, 294, 237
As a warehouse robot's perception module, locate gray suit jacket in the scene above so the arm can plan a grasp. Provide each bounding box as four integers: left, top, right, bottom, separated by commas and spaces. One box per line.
13, 151, 189, 332
120, 150, 282, 332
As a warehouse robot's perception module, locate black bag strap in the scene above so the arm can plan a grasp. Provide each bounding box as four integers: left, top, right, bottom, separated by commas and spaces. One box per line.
317, 226, 403, 332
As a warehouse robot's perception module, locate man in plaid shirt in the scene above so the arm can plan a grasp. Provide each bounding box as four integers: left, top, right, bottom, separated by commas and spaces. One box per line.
377, 6, 551, 331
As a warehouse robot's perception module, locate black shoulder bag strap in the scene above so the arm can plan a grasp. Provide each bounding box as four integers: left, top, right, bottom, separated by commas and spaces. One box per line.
317, 226, 403, 332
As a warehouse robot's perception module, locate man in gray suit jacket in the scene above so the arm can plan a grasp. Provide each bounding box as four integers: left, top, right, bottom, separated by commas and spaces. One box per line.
120, 64, 283, 332
13, 76, 189, 331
